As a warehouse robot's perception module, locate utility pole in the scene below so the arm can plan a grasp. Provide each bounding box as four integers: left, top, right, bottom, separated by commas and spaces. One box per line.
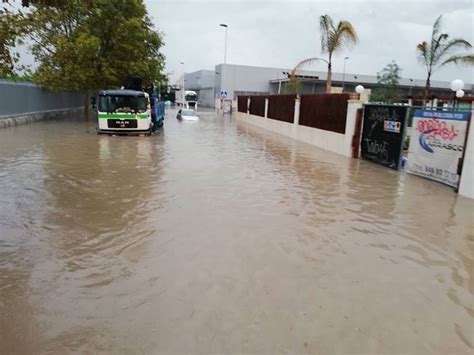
180, 61, 185, 107
220, 24, 228, 64
342, 57, 349, 92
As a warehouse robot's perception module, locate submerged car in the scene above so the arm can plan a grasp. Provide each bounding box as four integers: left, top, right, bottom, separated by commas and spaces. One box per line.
177, 109, 199, 121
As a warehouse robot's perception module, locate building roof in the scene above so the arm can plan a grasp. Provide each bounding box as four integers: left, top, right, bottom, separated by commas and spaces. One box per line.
215, 63, 472, 91
269, 71, 473, 91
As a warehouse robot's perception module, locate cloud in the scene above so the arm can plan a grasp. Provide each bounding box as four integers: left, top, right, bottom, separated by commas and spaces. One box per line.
147, 0, 474, 83
11, 0, 473, 85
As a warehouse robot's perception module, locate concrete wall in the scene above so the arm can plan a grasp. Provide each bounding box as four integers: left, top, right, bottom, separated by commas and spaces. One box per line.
459, 111, 474, 199
0, 108, 84, 129
197, 88, 215, 108
184, 70, 216, 107
0, 79, 84, 117
215, 64, 288, 101
184, 70, 215, 91
236, 98, 362, 158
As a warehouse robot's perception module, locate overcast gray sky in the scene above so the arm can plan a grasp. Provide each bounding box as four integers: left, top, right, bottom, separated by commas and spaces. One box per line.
147, 0, 474, 84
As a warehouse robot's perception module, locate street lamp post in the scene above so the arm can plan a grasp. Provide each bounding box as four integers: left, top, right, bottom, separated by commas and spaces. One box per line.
180, 61, 185, 107
219, 24, 228, 64
342, 56, 349, 92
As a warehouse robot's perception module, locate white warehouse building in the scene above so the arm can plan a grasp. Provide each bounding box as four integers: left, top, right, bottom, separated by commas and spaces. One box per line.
181, 63, 473, 108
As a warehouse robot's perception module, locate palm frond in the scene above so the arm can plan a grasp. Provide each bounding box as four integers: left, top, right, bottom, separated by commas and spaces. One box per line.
438, 38, 472, 59
319, 14, 334, 52
430, 15, 443, 48
330, 20, 358, 53
290, 57, 328, 90
429, 33, 448, 66
440, 54, 474, 66
416, 41, 429, 67
291, 57, 328, 75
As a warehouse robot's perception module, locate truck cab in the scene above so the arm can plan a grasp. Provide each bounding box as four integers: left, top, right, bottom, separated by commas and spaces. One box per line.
97, 89, 164, 135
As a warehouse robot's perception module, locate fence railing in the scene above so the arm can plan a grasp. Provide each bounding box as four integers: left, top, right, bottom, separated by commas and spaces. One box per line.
237, 93, 362, 158
249, 95, 266, 117
0, 79, 83, 117
237, 96, 248, 113
267, 94, 296, 123
299, 93, 350, 134
238, 93, 353, 134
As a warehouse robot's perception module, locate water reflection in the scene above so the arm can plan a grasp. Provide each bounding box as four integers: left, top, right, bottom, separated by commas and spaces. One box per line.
236, 120, 474, 352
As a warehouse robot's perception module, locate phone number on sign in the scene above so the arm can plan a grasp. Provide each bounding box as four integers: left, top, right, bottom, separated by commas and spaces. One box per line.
423, 166, 457, 180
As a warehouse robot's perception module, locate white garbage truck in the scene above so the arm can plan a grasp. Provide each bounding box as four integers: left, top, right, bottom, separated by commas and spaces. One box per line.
175, 90, 198, 109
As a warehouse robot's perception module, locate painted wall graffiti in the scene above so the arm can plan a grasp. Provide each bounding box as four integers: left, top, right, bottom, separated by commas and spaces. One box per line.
361, 105, 408, 170
408, 110, 469, 187
364, 139, 389, 161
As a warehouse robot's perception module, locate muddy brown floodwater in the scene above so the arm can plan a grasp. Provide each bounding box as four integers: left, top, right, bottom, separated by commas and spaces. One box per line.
0, 109, 473, 354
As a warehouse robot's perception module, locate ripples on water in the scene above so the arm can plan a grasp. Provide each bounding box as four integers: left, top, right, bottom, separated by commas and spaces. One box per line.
0, 111, 473, 353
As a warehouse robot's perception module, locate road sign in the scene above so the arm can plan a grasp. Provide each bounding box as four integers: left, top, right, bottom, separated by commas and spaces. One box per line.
220, 91, 227, 98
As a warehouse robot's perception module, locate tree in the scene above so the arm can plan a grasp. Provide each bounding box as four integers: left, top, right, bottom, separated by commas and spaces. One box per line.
0, 6, 19, 77
416, 15, 473, 99
291, 14, 358, 93
7, 0, 165, 115
281, 76, 302, 94
2, 0, 94, 7
370, 61, 402, 103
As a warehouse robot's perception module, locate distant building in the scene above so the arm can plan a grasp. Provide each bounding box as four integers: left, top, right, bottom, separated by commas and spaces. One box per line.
178, 70, 215, 108
181, 63, 473, 108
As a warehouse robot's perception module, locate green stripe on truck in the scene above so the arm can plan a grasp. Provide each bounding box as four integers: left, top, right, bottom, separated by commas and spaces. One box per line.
98, 114, 148, 119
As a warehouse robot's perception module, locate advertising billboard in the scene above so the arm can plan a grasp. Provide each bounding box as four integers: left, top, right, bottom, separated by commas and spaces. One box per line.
407, 110, 470, 187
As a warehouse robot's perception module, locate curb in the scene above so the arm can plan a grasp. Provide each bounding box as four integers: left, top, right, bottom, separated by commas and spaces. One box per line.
0, 107, 84, 129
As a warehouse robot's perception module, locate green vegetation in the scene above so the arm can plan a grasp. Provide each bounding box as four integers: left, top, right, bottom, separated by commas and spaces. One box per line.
0, 6, 18, 77
370, 61, 402, 104
281, 77, 303, 95
1, 0, 165, 115
416, 15, 473, 98
291, 14, 358, 94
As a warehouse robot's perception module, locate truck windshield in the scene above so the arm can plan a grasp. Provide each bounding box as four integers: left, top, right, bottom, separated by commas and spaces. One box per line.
99, 95, 147, 113
185, 93, 197, 101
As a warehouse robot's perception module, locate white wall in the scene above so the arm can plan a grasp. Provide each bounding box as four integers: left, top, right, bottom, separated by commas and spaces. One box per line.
236, 100, 362, 158
458, 111, 474, 199
215, 64, 288, 101
197, 88, 215, 108
184, 70, 215, 90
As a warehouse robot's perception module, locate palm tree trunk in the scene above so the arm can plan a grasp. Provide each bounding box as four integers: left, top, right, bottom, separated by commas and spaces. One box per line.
424, 73, 431, 101
326, 61, 332, 93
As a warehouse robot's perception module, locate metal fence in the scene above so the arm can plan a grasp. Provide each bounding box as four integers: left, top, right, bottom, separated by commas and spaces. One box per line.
0, 79, 83, 117
299, 93, 350, 133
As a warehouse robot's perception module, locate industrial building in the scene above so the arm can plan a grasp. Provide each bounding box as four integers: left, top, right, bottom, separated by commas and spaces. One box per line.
179, 63, 473, 108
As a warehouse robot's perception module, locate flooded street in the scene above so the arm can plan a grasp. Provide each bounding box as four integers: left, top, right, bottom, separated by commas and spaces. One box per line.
0, 108, 473, 354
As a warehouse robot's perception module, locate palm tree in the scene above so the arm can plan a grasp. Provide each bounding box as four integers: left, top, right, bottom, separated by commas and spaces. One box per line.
417, 15, 473, 99
291, 14, 358, 93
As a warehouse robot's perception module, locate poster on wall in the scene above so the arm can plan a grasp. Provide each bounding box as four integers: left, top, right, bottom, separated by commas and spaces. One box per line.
407, 110, 470, 187
361, 105, 408, 170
